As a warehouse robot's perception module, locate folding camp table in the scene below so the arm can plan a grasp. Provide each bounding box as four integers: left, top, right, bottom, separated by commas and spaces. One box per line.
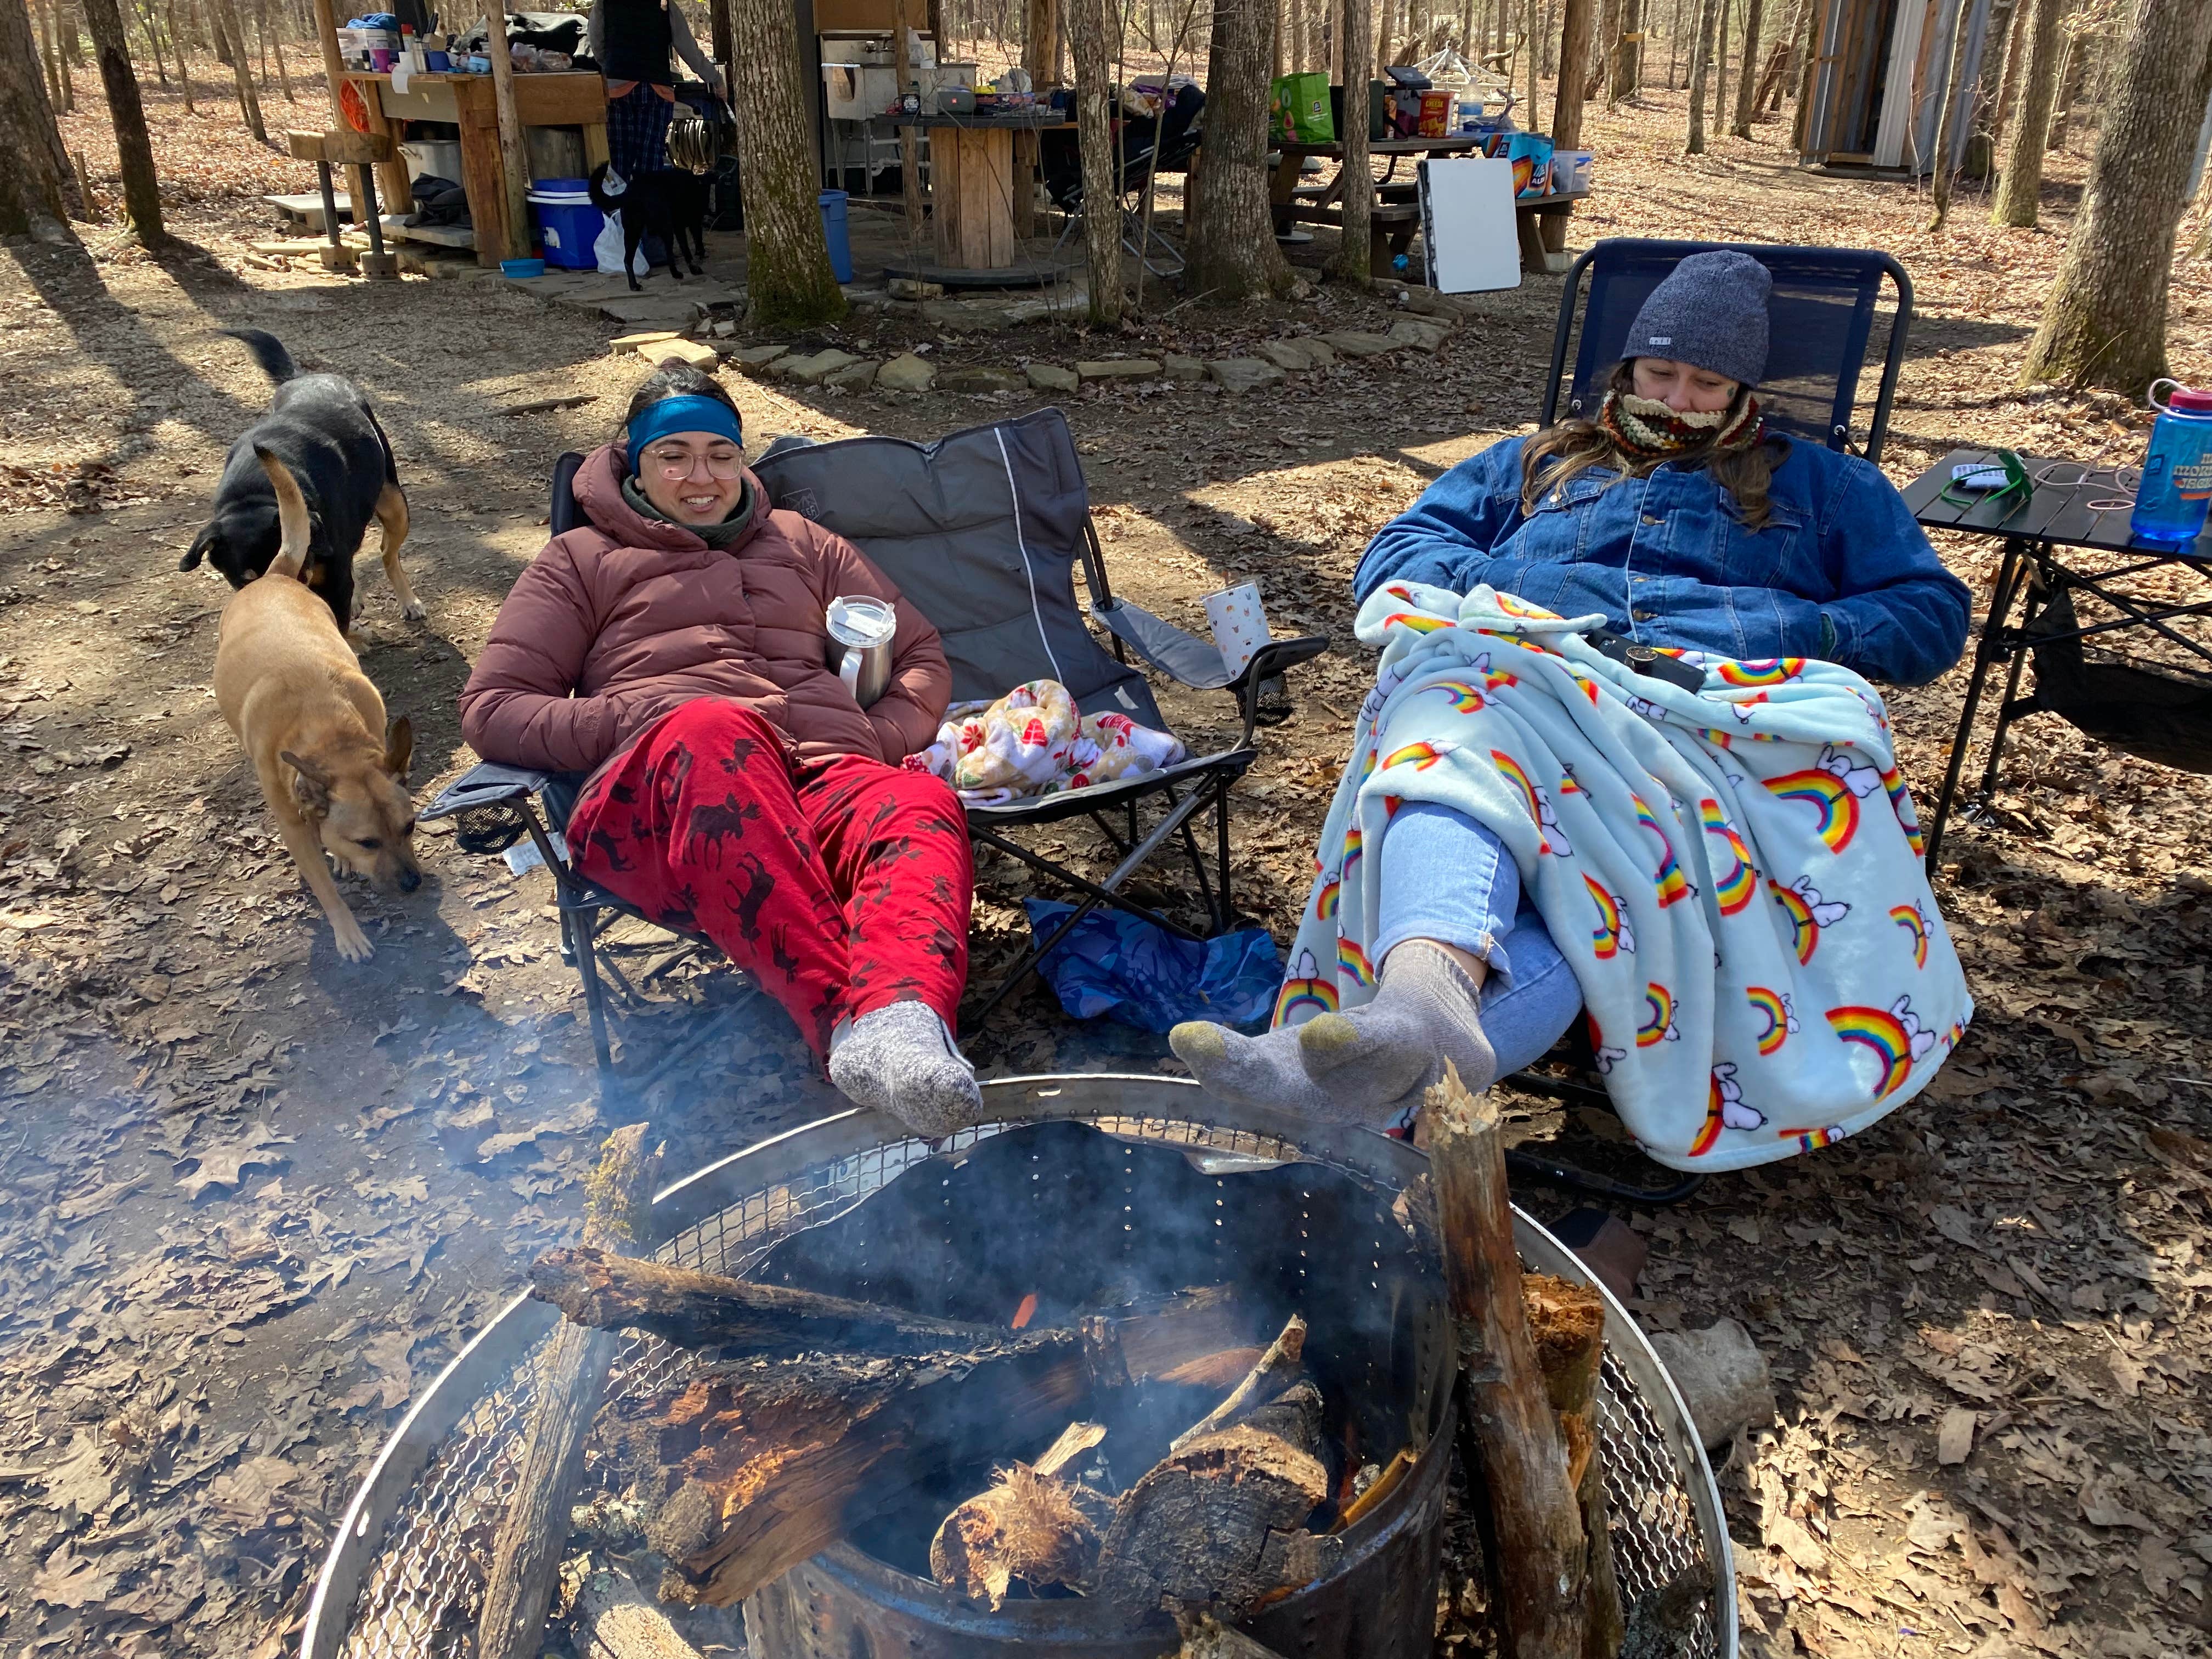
1903, 448, 2212, 872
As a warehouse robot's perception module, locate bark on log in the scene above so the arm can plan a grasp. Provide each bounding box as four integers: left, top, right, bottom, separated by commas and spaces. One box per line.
1428, 1062, 1587, 1659
1522, 1274, 1623, 1659
530, 1245, 1017, 1355
478, 1125, 662, 1659
1092, 1424, 1333, 1615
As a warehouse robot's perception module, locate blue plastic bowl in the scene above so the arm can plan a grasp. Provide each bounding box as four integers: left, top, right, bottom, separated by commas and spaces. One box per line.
501, 257, 546, 278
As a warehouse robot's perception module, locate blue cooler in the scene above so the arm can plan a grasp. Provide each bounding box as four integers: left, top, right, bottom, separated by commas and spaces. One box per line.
527, 177, 601, 269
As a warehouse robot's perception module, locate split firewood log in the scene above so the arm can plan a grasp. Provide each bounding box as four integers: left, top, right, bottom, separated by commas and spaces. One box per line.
1093, 1317, 1336, 1617
1091, 1424, 1333, 1615
529, 1246, 1015, 1356
1522, 1273, 1625, 1659
567, 1562, 704, 1659
606, 1289, 1258, 1608
478, 1124, 661, 1659
929, 1424, 1114, 1609
1427, 1062, 1589, 1659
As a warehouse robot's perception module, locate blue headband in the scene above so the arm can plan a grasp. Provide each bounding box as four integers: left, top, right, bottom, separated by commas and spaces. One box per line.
627, 395, 744, 473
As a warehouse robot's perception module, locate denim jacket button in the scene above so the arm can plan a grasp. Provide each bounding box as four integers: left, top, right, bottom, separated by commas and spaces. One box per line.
1632, 608, 1656, 621
1640, 514, 1663, 526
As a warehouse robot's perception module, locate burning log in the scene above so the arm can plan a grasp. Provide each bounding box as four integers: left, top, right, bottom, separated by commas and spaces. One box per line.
1092, 1317, 1336, 1618
1523, 1273, 1625, 1659
608, 1288, 1255, 1608
1091, 1424, 1333, 1615
529, 1247, 1014, 1355
1427, 1062, 1590, 1659
929, 1421, 1113, 1607
478, 1124, 662, 1659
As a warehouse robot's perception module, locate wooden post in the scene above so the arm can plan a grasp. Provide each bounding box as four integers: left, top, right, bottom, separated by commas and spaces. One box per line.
483, 3, 535, 260
1522, 1275, 1625, 1659
476, 1125, 662, 1659
1427, 1062, 1588, 1659
896, 0, 926, 238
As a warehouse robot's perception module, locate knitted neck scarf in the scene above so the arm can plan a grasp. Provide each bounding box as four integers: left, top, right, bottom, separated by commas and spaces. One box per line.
1599, 389, 1764, 463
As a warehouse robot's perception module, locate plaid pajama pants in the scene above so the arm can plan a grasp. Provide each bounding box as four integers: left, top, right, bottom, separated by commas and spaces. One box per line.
568, 698, 973, 1056
605, 81, 674, 179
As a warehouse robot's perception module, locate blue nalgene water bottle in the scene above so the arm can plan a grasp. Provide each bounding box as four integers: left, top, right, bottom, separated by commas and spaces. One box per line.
2130, 381, 2212, 545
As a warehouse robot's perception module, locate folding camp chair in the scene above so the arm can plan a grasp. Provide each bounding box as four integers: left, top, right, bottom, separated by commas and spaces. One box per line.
422, 409, 1325, 1087
1543, 237, 1914, 464
1042, 93, 1203, 279
1503, 237, 1917, 1204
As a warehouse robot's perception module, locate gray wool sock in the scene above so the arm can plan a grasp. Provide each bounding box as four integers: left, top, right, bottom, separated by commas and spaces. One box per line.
1169, 1020, 1352, 1120
827, 1001, 981, 1137
1295, 941, 1497, 1103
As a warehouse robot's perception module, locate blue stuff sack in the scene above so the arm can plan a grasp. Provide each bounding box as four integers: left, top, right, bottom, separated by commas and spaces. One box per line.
1023, 900, 1283, 1034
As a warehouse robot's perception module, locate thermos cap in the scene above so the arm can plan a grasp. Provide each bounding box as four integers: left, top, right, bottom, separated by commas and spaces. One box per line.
2168, 388, 2212, 413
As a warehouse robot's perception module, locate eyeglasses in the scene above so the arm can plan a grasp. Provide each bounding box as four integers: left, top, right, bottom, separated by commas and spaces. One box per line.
646, 446, 743, 480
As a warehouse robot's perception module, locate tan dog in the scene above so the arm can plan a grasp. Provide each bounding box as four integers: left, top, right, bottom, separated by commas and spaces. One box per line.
214, 446, 422, 961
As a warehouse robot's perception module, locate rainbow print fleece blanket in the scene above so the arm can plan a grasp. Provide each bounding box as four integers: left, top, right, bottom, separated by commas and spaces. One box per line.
1278, 580, 1973, 1172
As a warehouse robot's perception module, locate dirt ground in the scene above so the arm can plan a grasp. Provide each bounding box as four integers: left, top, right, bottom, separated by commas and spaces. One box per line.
3, 53, 2211, 1659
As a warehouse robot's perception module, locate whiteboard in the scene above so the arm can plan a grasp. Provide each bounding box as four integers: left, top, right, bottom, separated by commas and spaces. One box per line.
1418, 156, 1520, 295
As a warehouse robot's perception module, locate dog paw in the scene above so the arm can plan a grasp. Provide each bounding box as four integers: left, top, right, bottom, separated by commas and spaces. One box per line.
401, 599, 427, 622
332, 921, 376, 962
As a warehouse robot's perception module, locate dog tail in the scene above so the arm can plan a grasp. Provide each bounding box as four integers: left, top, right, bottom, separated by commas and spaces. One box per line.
224, 328, 298, 384
252, 445, 312, 581
588, 161, 625, 216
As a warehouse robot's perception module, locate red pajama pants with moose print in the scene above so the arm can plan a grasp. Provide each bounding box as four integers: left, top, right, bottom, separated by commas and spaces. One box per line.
567, 698, 973, 1056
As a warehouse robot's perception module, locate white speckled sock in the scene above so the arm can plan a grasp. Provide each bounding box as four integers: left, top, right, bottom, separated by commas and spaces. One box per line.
1295, 941, 1497, 1103
828, 1001, 981, 1136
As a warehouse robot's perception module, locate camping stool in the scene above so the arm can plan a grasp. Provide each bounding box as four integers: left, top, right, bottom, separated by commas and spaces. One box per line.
287, 128, 398, 279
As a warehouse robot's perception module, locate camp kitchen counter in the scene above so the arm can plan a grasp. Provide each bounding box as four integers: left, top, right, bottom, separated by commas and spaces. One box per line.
341, 69, 611, 266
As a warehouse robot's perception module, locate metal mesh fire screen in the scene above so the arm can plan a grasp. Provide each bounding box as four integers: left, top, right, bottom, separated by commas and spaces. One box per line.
302, 1075, 1736, 1659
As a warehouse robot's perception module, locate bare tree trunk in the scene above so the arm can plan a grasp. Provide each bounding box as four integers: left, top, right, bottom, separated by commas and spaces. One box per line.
1188, 0, 1290, 300
79, 0, 165, 238
1667, 0, 1680, 87
1683, 0, 1713, 149
166, 0, 193, 108
1553, 0, 1592, 142
1330, 0, 1372, 280
1583, 0, 1613, 95
1068, 0, 1121, 320
134, 0, 168, 82
1963, 0, 2011, 173
2192, 139, 2212, 260
1754, 0, 1801, 108
212, 0, 265, 137
2022, 2, 2212, 391
2045, 5, 2083, 151
1925, 0, 1973, 228
1712, 0, 1726, 129
1991, 0, 2028, 142
1991, 0, 2061, 226
262, 0, 293, 100
1612, 0, 1638, 95
730, 0, 848, 325
33, 0, 66, 108
1728, 0, 1759, 131
2, 0, 78, 234
1787, 0, 1817, 143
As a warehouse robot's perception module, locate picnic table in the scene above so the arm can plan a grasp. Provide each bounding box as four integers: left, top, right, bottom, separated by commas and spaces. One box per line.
891, 111, 1073, 274
1902, 447, 2212, 871
1267, 133, 1587, 275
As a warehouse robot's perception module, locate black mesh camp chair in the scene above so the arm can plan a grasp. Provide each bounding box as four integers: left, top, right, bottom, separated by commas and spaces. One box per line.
1042, 88, 1204, 278
1499, 238, 1917, 1205
422, 409, 1326, 1087
1543, 237, 1914, 464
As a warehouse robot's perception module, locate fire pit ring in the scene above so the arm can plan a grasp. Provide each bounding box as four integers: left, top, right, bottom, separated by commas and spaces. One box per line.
303, 1074, 1735, 1659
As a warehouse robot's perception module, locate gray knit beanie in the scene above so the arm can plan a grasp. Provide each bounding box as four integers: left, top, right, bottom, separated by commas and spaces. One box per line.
1621, 250, 1773, 389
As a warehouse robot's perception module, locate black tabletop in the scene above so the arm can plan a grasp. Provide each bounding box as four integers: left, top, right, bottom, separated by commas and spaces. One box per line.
1903, 447, 2212, 560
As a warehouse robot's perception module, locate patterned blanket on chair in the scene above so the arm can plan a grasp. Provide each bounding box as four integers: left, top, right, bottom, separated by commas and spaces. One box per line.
1277, 580, 1974, 1171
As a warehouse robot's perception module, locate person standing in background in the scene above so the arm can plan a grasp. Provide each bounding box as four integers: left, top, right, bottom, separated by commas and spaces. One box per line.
587, 0, 727, 178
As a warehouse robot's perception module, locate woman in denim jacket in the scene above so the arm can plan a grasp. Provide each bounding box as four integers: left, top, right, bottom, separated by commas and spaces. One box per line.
1172, 250, 1972, 1129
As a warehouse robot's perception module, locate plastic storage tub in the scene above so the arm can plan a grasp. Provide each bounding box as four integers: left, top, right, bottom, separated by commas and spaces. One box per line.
526, 177, 601, 269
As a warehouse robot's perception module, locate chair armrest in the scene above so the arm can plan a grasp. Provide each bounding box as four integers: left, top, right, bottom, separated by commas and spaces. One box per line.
1092, 599, 1236, 690
422, 761, 555, 821
1234, 633, 1330, 692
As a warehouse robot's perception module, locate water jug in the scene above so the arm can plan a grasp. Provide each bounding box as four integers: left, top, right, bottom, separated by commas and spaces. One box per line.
2130, 380, 2212, 546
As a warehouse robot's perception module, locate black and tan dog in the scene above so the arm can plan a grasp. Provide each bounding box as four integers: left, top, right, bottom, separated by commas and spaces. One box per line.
183, 329, 422, 633
215, 447, 422, 962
